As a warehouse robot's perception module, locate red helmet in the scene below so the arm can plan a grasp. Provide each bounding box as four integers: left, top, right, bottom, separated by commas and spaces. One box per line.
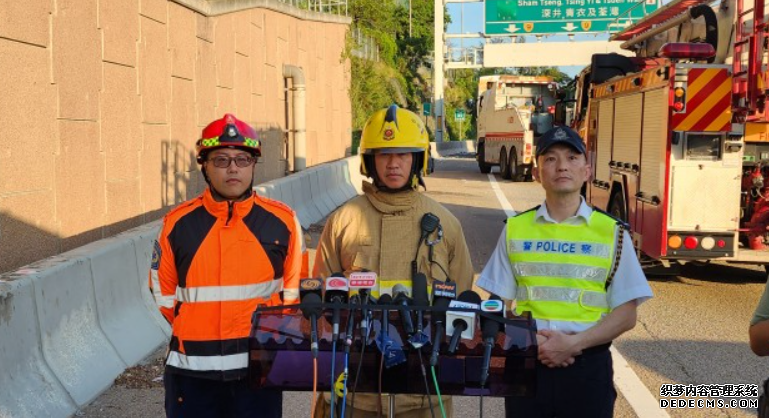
196, 114, 261, 163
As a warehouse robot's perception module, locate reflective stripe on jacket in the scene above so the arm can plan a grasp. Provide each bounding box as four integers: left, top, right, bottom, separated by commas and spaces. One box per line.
149, 188, 302, 380
506, 209, 618, 323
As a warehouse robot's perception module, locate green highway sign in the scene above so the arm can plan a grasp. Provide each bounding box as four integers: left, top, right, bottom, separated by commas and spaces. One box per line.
423, 102, 431, 116
485, 0, 659, 35
455, 109, 466, 121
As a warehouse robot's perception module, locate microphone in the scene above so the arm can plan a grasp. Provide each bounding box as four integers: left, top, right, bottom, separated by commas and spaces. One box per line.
409, 273, 430, 348
300, 294, 322, 359
299, 278, 323, 358
392, 284, 415, 335
345, 294, 360, 352
429, 280, 457, 366
324, 273, 349, 340
414, 213, 442, 278
446, 290, 481, 354
349, 271, 378, 339
378, 293, 393, 338
420, 212, 441, 241
479, 296, 505, 387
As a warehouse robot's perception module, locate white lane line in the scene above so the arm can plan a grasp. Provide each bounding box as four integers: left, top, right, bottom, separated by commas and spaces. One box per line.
487, 174, 517, 217
487, 174, 667, 418
611, 346, 670, 417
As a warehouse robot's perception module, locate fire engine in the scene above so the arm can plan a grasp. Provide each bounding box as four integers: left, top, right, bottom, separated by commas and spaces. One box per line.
563, 0, 769, 268
476, 75, 557, 181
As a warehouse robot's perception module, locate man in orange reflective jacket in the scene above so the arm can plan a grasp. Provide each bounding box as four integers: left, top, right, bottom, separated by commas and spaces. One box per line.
149, 114, 302, 418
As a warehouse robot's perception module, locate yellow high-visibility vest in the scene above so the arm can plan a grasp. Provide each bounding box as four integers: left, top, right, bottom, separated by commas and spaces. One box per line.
506, 209, 619, 323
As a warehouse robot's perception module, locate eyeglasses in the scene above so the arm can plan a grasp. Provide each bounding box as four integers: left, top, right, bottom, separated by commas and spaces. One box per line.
208, 155, 255, 168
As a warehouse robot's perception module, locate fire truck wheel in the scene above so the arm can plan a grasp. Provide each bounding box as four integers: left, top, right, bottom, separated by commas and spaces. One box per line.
500, 148, 512, 180
477, 143, 492, 174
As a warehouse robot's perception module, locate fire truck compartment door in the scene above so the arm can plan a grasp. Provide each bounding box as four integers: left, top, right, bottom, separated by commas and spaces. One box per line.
668, 135, 740, 230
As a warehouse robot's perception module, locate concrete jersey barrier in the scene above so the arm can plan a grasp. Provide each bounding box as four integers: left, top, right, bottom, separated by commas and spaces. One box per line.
432, 140, 477, 157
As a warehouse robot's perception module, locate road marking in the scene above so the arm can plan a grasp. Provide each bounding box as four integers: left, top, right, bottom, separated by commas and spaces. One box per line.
487, 174, 667, 417
487, 174, 517, 218
611, 346, 669, 417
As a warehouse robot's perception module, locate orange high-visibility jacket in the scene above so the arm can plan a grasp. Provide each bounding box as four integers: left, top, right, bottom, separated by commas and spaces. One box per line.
149, 188, 302, 380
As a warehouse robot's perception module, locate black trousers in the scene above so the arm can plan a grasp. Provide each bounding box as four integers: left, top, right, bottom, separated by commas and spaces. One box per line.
164, 370, 283, 418
505, 344, 616, 418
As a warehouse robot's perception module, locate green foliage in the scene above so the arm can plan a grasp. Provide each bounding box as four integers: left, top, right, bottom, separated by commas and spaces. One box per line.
349, 58, 404, 130
346, 0, 439, 132
445, 69, 477, 141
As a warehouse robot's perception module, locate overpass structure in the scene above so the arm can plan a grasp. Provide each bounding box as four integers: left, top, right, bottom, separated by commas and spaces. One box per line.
431, 0, 635, 141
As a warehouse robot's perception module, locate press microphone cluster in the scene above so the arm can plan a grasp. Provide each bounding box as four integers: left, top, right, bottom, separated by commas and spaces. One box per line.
296, 274, 508, 378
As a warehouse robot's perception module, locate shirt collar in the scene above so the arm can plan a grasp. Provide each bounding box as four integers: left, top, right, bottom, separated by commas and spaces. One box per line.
202, 187, 255, 220
534, 196, 593, 225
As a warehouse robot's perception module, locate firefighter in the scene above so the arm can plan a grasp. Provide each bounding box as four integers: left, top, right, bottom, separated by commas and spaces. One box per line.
149, 114, 303, 418
475, 126, 653, 418
313, 105, 474, 417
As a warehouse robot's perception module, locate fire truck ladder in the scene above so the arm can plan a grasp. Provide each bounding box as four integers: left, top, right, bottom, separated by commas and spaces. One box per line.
733, 0, 767, 122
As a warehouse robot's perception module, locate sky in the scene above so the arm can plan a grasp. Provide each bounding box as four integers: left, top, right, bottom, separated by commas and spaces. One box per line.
444, 0, 667, 77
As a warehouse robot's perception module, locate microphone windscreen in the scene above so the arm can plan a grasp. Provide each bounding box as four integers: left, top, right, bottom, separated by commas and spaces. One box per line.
412, 273, 429, 304
432, 297, 451, 322
392, 283, 410, 297
300, 292, 322, 319
481, 315, 501, 339
457, 290, 482, 305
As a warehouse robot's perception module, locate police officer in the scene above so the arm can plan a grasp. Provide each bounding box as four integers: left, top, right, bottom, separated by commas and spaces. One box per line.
150, 114, 303, 418
313, 105, 474, 417
475, 126, 653, 417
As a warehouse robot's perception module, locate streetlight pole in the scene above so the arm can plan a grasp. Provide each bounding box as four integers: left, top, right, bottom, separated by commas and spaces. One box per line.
409, 0, 412, 37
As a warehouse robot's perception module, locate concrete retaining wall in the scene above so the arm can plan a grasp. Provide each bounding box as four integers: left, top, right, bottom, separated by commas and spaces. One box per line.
0, 156, 362, 417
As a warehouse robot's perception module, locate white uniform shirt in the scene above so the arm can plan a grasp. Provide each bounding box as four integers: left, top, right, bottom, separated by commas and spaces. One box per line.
476, 198, 653, 333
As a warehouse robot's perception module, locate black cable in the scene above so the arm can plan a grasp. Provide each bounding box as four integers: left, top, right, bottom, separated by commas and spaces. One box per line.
480, 392, 484, 418
417, 348, 436, 418
430, 260, 450, 281
349, 313, 371, 418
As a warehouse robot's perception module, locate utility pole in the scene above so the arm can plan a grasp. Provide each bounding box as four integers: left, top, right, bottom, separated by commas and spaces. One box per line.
409, 0, 412, 37
433, 0, 445, 142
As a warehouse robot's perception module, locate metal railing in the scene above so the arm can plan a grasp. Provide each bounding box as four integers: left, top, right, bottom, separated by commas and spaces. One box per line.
350, 27, 380, 61
275, 0, 348, 15
446, 46, 483, 66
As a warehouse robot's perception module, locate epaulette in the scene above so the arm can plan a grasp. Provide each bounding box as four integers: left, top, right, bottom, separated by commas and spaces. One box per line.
591, 206, 630, 230
513, 205, 541, 217
255, 194, 295, 216
503, 205, 540, 224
